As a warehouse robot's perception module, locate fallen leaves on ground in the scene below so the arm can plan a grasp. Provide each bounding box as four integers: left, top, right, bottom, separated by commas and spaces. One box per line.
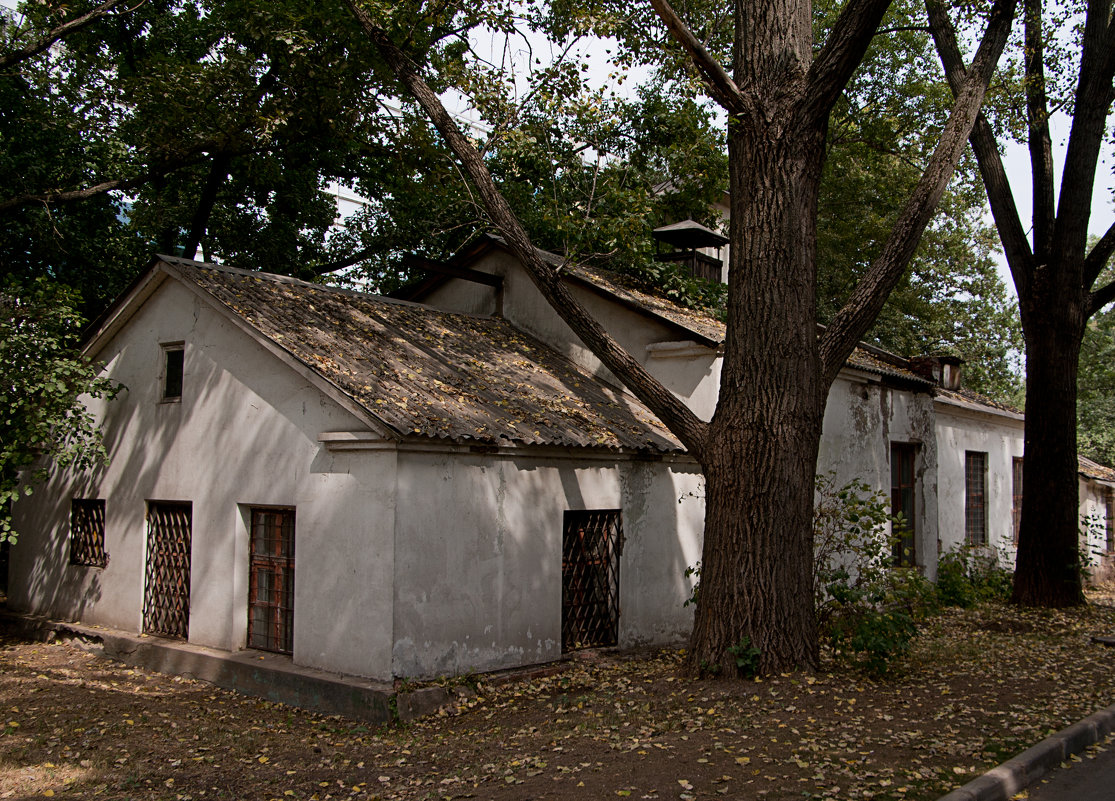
5, 591, 1115, 800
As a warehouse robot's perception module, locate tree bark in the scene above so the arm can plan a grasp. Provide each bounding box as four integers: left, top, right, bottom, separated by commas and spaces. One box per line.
1012, 305, 1087, 606
686, 100, 828, 673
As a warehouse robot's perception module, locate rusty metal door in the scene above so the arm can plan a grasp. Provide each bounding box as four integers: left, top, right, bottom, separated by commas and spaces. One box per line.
562, 510, 622, 651
143, 502, 192, 639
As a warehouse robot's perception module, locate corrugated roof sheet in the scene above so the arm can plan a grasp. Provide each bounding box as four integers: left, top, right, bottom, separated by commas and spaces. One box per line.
561, 255, 932, 386
168, 259, 683, 454
1079, 455, 1115, 483
935, 386, 1024, 416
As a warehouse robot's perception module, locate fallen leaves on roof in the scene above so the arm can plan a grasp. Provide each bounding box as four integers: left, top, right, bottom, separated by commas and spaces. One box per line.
178, 263, 682, 454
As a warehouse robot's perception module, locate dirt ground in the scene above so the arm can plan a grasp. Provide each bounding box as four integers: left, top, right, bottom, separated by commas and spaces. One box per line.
4, 596, 1115, 801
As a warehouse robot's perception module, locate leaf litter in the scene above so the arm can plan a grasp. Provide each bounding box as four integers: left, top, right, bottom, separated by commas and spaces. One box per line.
4, 588, 1115, 800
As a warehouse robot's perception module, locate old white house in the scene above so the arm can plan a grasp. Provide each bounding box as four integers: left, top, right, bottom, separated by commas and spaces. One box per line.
9, 241, 1113, 682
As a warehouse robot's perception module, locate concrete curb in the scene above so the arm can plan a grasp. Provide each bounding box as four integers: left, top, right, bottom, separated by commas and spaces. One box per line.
0, 611, 397, 724
937, 705, 1115, 801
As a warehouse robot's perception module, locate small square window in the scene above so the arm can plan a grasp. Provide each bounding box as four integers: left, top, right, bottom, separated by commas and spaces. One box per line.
162, 344, 184, 401
70, 499, 107, 567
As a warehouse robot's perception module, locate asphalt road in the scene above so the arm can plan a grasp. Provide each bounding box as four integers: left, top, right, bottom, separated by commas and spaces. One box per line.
1025, 738, 1115, 800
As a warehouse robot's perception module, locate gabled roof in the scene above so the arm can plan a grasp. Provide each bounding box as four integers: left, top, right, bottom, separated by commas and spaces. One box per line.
933, 386, 1025, 421
406, 235, 934, 388
1079, 455, 1115, 485
103, 257, 684, 455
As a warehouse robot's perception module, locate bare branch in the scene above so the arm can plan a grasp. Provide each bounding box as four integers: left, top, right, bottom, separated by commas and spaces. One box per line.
800, 0, 893, 127
647, 0, 746, 115
344, 0, 710, 457
1084, 218, 1115, 289
1024, 0, 1055, 259
0, 0, 139, 72
927, 0, 1034, 296
1090, 278, 1115, 316
819, 0, 1016, 385
1051, 0, 1115, 264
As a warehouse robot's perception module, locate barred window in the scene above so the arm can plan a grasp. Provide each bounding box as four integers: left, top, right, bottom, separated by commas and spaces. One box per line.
248, 508, 295, 654
965, 451, 988, 547
70, 499, 107, 567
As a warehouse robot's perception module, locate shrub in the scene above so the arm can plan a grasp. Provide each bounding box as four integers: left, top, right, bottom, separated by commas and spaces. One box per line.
814, 474, 936, 674
936, 546, 1013, 607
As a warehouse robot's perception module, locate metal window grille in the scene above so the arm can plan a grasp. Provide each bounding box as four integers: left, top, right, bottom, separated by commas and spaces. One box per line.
248, 508, 295, 654
70, 499, 107, 567
965, 452, 988, 547
143, 502, 192, 639
890, 444, 916, 566
1012, 458, 1024, 545
562, 510, 622, 652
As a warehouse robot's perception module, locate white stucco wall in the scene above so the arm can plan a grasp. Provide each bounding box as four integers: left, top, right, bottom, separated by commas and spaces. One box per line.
390, 450, 704, 678
817, 373, 939, 576
1079, 477, 1115, 580
10, 277, 397, 680
933, 400, 1024, 563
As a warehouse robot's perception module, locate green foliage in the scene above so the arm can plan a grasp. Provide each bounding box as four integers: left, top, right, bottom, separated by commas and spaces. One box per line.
1078, 302, 1115, 468
813, 474, 937, 675
814, 0, 1023, 402
726, 636, 761, 679
0, 278, 121, 542
935, 547, 1013, 608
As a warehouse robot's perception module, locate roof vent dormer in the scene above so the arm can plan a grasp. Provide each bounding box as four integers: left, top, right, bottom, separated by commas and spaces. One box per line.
910, 353, 964, 390
652, 219, 729, 283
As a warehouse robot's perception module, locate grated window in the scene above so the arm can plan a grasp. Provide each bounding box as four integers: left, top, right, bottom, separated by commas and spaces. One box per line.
143, 502, 192, 639
965, 452, 988, 547
562, 510, 622, 651
70, 499, 107, 567
248, 508, 295, 654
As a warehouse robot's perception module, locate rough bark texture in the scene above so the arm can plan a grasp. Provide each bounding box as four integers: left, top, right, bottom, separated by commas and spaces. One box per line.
1012, 307, 1087, 606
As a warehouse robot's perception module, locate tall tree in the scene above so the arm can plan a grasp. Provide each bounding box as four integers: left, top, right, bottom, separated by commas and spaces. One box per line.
928, 0, 1115, 606
347, 0, 1016, 673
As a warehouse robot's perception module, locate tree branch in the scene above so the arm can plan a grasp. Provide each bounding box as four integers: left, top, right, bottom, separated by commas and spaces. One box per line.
344, 0, 710, 457
1089, 278, 1115, 317
179, 152, 231, 260
927, 0, 1033, 296
1084, 218, 1115, 289
1024, 0, 1055, 259
0, 0, 137, 72
800, 0, 893, 127
647, 0, 746, 115
819, 0, 1016, 386
1051, 0, 1115, 265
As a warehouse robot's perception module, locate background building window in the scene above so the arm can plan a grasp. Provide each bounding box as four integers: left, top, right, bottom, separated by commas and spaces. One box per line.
1012, 457, 1024, 545
965, 451, 988, 547
1106, 490, 1114, 554
890, 443, 917, 566
70, 499, 107, 567
161, 343, 184, 401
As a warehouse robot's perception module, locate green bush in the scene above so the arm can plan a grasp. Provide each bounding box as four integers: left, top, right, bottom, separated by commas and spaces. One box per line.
814, 474, 937, 674
936, 546, 1013, 607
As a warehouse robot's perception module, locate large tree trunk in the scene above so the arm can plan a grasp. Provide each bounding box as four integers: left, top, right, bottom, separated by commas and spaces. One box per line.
1012, 298, 1087, 606
686, 107, 828, 675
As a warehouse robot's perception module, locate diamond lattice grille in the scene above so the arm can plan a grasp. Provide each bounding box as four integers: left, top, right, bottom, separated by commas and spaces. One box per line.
143, 502, 192, 639
562, 510, 622, 651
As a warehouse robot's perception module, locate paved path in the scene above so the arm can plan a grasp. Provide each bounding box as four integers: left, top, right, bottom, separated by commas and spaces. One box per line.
1025, 737, 1115, 800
